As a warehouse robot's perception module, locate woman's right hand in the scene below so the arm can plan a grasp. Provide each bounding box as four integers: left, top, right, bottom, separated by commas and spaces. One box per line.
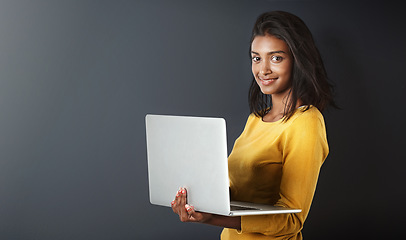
171, 187, 213, 223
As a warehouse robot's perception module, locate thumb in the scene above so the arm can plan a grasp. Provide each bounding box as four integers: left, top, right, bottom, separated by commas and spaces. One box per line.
185, 204, 199, 220
185, 204, 208, 222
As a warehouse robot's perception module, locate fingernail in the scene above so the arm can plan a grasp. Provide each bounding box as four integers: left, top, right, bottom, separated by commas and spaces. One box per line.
185, 204, 194, 212
171, 201, 175, 206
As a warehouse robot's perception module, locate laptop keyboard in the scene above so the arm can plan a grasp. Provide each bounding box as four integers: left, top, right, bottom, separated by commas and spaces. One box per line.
230, 204, 261, 211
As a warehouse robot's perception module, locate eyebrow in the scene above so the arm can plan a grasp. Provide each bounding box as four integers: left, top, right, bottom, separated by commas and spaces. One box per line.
251, 50, 287, 55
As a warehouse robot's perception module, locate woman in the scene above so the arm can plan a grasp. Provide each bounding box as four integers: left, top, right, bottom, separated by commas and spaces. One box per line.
171, 11, 336, 240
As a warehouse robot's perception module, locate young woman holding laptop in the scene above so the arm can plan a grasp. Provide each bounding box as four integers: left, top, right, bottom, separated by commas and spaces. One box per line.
171, 11, 336, 240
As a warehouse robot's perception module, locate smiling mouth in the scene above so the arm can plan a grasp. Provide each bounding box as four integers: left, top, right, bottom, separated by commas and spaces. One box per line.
261, 78, 277, 81
259, 77, 278, 85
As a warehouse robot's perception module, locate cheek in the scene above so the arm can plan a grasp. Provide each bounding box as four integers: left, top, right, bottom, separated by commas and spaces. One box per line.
277, 63, 292, 78
279, 68, 291, 79
251, 64, 259, 76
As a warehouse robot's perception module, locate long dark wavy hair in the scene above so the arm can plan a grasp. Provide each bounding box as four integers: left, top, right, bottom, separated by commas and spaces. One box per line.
249, 11, 337, 120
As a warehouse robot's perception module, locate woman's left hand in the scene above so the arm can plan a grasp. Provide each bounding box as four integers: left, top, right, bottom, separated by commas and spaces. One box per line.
171, 187, 213, 223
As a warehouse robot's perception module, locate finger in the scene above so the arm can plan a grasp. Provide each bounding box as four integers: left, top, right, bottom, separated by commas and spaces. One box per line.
184, 204, 202, 222
174, 188, 182, 205
179, 205, 190, 222
172, 188, 182, 213
172, 188, 183, 213
185, 204, 194, 215
171, 200, 176, 212
178, 188, 190, 221
186, 205, 213, 223
179, 188, 187, 206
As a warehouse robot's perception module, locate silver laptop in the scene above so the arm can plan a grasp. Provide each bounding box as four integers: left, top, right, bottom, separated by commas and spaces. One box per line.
145, 114, 301, 216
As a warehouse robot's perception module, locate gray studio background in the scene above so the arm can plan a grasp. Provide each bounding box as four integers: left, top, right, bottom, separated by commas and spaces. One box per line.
0, 0, 404, 239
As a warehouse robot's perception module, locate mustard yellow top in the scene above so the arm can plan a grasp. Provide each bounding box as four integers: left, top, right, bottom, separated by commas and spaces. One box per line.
221, 106, 329, 240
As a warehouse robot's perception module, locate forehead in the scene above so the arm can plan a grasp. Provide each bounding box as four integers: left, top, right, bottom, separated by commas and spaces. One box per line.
251, 34, 290, 53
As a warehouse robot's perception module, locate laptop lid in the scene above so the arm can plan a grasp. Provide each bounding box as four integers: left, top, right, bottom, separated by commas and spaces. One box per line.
145, 114, 232, 215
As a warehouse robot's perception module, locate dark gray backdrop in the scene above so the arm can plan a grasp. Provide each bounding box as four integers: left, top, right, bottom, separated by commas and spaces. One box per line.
0, 0, 404, 239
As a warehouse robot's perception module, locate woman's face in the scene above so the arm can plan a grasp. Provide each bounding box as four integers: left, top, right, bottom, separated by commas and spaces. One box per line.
251, 34, 293, 97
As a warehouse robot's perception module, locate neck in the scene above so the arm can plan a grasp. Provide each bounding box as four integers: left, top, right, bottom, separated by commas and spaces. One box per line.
267, 91, 302, 118
270, 89, 292, 114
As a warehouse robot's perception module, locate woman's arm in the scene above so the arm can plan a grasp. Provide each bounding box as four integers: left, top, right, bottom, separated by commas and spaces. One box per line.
171, 188, 241, 230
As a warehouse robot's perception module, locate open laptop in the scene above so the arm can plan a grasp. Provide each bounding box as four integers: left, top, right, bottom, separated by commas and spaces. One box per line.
145, 114, 301, 216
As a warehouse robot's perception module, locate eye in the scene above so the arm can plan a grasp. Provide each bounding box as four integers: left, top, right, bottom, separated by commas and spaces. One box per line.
252, 56, 261, 63
271, 55, 283, 63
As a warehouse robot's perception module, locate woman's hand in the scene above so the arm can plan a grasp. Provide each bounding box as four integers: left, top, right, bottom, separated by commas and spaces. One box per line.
171, 187, 213, 223
171, 187, 241, 229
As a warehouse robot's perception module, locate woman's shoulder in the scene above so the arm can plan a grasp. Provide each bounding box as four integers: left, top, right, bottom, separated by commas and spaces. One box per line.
246, 112, 261, 122
298, 105, 323, 118
288, 105, 325, 128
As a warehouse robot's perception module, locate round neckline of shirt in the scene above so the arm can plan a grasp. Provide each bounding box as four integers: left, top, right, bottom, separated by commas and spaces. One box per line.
261, 115, 284, 124
260, 105, 309, 124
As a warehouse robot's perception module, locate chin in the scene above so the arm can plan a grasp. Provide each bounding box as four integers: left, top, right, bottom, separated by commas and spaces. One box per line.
259, 88, 274, 95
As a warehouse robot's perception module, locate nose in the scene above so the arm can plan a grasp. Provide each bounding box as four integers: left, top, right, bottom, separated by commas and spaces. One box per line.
259, 60, 272, 75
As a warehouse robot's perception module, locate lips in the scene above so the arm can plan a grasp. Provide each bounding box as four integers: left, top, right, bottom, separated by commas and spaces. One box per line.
259, 77, 278, 86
